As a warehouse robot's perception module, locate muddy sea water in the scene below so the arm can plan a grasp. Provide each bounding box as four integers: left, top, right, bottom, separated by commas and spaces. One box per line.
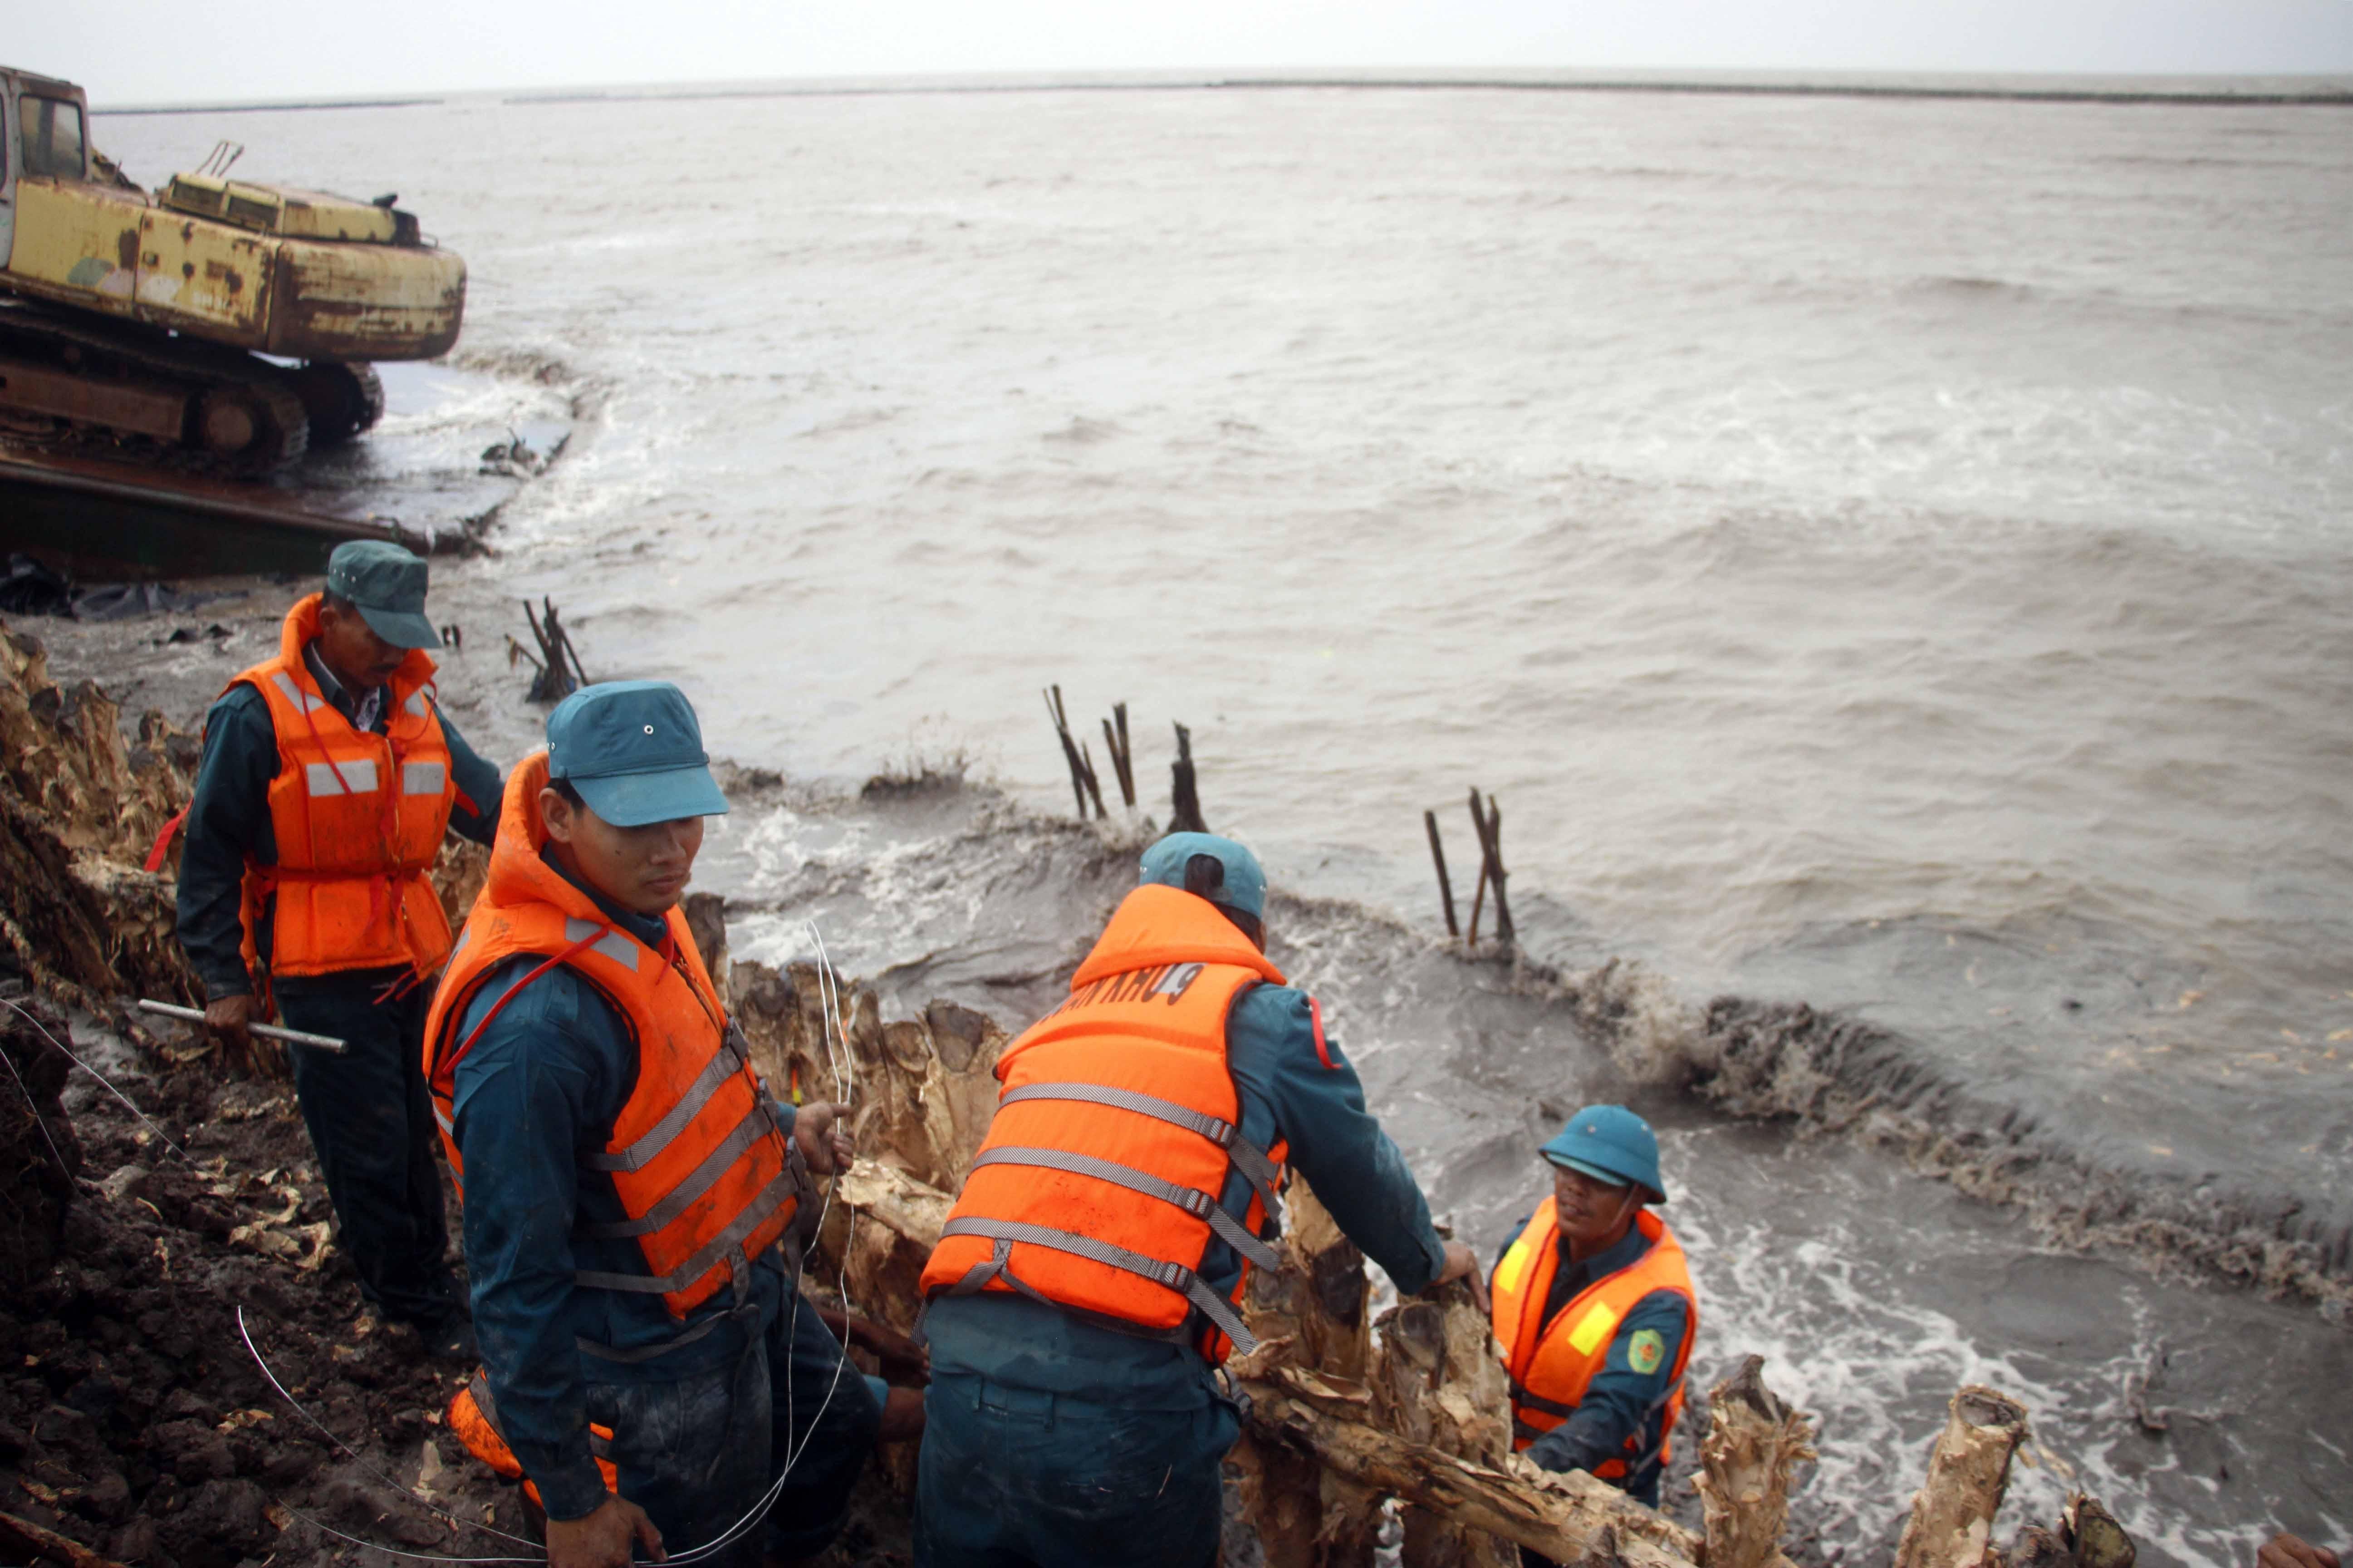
97, 82, 2353, 1559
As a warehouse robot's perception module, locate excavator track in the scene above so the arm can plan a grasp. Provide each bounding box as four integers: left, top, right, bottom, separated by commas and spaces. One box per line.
0, 298, 313, 476
289, 361, 386, 447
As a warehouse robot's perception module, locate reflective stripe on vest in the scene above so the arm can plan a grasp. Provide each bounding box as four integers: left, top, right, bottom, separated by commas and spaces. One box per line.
1489, 1203, 1699, 1476
228, 594, 457, 979
423, 750, 799, 1326
918, 883, 1293, 1366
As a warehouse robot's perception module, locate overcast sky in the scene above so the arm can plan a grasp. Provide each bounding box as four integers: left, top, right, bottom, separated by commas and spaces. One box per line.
20, 0, 2353, 106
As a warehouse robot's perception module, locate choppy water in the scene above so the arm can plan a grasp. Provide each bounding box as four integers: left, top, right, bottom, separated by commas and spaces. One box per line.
95, 77, 2353, 1560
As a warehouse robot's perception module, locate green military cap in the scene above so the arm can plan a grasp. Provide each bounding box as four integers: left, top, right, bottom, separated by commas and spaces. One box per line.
546, 681, 730, 827
325, 540, 440, 650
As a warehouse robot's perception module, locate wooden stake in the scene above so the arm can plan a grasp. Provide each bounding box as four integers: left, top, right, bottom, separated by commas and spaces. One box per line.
1467, 790, 1514, 947
1101, 703, 1137, 808
1425, 809, 1459, 937
1043, 686, 1098, 819
1170, 722, 1207, 833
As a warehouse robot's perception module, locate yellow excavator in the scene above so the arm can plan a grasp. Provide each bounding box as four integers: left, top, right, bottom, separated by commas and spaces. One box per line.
0, 66, 466, 475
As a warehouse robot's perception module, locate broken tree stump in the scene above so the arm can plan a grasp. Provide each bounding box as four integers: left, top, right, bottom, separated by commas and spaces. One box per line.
1374, 1277, 1515, 1568
1230, 1179, 1381, 1568
1893, 1385, 2031, 1568
1693, 1355, 1816, 1568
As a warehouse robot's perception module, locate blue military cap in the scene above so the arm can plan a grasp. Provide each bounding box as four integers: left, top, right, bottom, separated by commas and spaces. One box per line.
325, 540, 440, 650
545, 681, 730, 828
1540, 1105, 1667, 1203
1138, 833, 1267, 920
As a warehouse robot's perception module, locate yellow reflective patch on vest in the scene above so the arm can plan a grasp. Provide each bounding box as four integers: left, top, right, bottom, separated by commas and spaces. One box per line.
1568, 1302, 1622, 1357
1496, 1239, 1533, 1299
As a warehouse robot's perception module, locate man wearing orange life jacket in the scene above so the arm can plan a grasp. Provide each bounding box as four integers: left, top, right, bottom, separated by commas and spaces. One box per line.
424, 682, 880, 1568
1489, 1106, 1697, 1522
913, 833, 1487, 1568
174, 543, 503, 1357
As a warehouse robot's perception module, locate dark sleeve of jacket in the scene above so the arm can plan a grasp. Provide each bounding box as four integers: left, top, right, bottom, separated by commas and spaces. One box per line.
451, 958, 623, 1522
1523, 1289, 1692, 1477
175, 684, 278, 1001
1227, 985, 1447, 1294
436, 707, 504, 848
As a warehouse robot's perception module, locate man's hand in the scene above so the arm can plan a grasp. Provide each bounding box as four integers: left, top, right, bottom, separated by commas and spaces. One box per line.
205, 992, 255, 1052
1431, 1238, 1491, 1316
205, 992, 284, 1075
792, 1100, 856, 1177
544, 1494, 664, 1568
2260, 1534, 2341, 1568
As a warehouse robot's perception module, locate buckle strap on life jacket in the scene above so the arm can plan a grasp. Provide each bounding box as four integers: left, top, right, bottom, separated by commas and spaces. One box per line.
939, 1215, 1260, 1357
574, 1097, 786, 1241
969, 1146, 1281, 1272
996, 1080, 1286, 1236
1510, 1374, 1580, 1421
572, 1166, 798, 1296
573, 1262, 771, 1364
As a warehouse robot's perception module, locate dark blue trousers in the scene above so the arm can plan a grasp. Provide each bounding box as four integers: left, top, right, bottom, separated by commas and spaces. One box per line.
277, 969, 456, 1328
913, 1372, 1238, 1568
584, 1287, 881, 1566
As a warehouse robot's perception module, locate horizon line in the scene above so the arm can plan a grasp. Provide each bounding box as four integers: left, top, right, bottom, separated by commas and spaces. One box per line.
93, 64, 2353, 116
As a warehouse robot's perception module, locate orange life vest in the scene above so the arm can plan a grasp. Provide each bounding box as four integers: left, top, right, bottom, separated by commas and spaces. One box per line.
422, 751, 799, 1324
920, 884, 1291, 1364
1490, 1204, 1697, 1477
226, 593, 459, 980
446, 1374, 616, 1513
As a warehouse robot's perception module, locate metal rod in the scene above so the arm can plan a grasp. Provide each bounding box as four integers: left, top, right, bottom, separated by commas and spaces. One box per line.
137, 1000, 348, 1054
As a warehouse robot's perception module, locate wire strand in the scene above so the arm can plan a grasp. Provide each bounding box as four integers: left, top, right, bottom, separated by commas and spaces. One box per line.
0, 1024, 74, 1177
0, 995, 189, 1162
236, 1307, 546, 1550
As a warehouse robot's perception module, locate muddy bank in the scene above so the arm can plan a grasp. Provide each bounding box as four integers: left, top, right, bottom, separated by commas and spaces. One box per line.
0, 990, 514, 1567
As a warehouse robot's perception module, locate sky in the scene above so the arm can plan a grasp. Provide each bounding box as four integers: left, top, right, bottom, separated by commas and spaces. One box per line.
17, 0, 2353, 106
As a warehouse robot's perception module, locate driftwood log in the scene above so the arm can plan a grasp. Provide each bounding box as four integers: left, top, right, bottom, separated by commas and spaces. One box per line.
1694, 1355, 1817, 1568
1893, 1385, 2031, 1568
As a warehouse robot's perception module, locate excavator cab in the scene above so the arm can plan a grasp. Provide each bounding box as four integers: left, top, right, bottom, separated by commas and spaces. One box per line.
0, 64, 464, 475
1, 70, 90, 266
16, 87, 86, 181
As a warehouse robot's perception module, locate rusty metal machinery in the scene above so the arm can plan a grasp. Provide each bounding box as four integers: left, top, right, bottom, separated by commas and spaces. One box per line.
0, 66, 462, 476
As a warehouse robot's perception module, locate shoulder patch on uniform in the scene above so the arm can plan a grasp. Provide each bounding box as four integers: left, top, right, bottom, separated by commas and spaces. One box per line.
1628, 1328, 1665, 1375
1309, 996, 1337, 1069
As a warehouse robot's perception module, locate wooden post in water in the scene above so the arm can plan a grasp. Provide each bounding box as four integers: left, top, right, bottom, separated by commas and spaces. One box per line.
1044, 686, 1103, 819
1425, 810, 1459, 937
1170, 722, 1207, 833
1466, 789, 1513, 948
1100, 702, 1137, 809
